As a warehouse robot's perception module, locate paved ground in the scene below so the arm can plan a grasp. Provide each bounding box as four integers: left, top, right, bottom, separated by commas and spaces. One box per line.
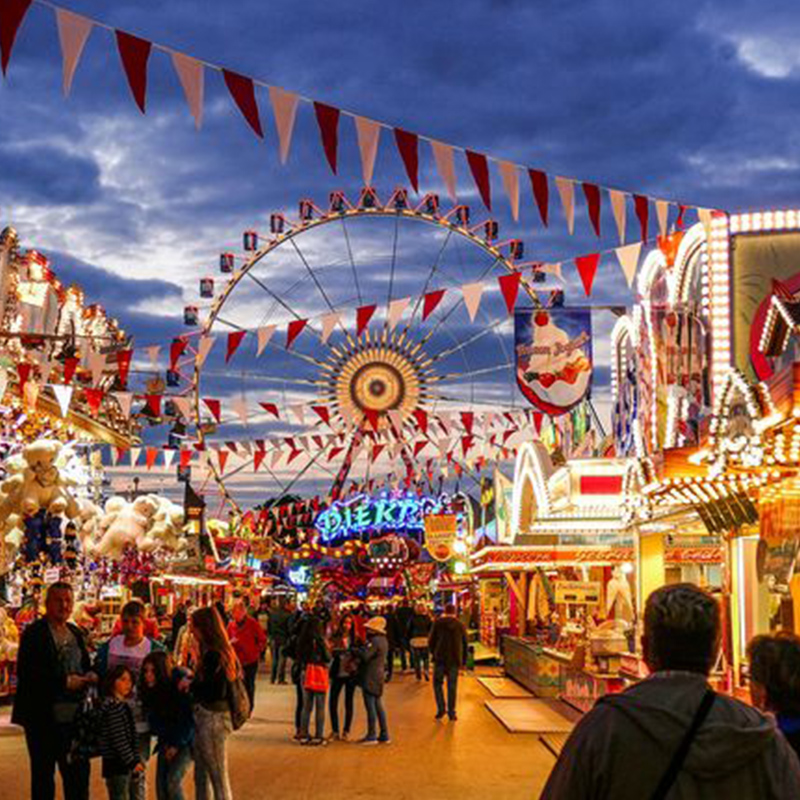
0, 666, 556, 799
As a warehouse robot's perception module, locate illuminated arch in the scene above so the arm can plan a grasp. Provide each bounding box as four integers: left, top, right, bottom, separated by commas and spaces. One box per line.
511, 441, 554, 535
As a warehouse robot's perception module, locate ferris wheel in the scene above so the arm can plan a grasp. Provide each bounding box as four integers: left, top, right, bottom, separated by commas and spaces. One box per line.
189, 187, 543, 512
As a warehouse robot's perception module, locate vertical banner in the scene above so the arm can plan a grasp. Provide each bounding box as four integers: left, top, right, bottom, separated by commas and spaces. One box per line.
514, 307, 592, 416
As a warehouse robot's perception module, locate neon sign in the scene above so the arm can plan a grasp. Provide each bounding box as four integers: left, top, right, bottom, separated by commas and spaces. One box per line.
314, 493, 443, 545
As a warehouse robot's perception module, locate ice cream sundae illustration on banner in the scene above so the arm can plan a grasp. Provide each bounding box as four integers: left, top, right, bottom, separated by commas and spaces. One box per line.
514, 308, 593, 415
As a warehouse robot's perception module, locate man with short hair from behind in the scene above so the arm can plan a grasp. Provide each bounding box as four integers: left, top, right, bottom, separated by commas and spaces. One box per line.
541, 583, 800, 799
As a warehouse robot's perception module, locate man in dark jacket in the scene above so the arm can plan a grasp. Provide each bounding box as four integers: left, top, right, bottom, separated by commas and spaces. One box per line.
541, 583, 800, 799
13, 581, 97, 800
394, 599, 414, 672
359, 616, 390, 745
429, 603, 468, 721
267, 598, 292, 684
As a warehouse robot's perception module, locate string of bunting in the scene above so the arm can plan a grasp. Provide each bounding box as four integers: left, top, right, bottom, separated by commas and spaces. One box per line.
1, 1, 720, 237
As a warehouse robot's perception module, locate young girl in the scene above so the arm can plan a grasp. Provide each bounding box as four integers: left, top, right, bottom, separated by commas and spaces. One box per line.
140, 651, 195, 800
100, 664, 144, 800
328, 613, 358, 740
190, 606, 238, 800
296, 615, 331, 746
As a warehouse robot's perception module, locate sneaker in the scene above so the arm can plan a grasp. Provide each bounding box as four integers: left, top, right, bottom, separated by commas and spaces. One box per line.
299, 737, 312, 745
310, 738, 328, 747
435, 712, 446, 720
359, 737, 378, 746
292, 732, 304, 741
378, 737, 391, 745
341, 731, 350, 742
449, 712, 458, 721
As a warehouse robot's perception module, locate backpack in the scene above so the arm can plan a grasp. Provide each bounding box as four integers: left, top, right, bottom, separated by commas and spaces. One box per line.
227, 670, 251, 730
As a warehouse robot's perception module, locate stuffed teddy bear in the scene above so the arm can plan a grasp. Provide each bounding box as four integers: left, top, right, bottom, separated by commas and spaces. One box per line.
0, 606, 19, 661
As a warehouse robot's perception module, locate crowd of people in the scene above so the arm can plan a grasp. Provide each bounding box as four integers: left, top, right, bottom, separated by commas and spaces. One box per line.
11, 585, 469, 800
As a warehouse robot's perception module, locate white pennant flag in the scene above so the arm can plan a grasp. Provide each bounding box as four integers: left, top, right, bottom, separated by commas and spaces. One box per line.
289, 404, 306, 426
461, 283, 484, 322
437, 437, 452, 458
430, 140, 457, 201
609, 189, 627, 244
113, 391, 133, 419
387, 297, 411, 330
256, 325, 276, 356
146, 346, 160, 369
195, 336, 215, 367
539, 262, 563, 281
616, 242, 642, 288
172, 396, 192, 419
171, 52, 204, 129
354, 116, 381, 185
24, 381, 40, 409
52, 384, 73, 417
321, 313, 340, 345
38, 357, 52, 386
231, 397, 249, 427
698, 207, 713, 236
271, 449, 283, 469
484, 410, 496, 431
555, 177, 575, 234
387, 409, 404, 434
438, 411, 453, 434
656, 200, 670, 237
87, 351, 105, 387
110, 447, 121, 467
56, 9, 93, 97
130, 447, 141, 467
239, 440, 252, 457
269, 86, 299, 164
498, 161, 520, 221
163, 449, 176, 470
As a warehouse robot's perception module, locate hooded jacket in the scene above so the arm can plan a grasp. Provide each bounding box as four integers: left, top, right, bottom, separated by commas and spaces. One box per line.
540, 672, 800, 800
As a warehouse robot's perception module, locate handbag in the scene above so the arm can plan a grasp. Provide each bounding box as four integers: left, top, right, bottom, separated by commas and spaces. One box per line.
68, 687, 102, 762
339, 651, 360, 678
303, 663, 330, 693
227, 669, 252, 731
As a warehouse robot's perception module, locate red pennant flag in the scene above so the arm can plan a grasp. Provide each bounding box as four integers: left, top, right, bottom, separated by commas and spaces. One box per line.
413, 408, 428, 435
193, 442, 206, 452
222, 69, 263, 137
413, 440, 428, 457
311, 405, 330, 426
497, 272, 522, 314
0, 0, 32, 76
84, 387, 104, 416
582, 182, 601, 237
218, 450, 229, 473
422, 289, 446, 321
225, 330, 247, 363
634, 194, 649, 242
253, 450, 266, 472
461, 436, 474, 457
63, 356, 79, 384
460, 411, 474, 436
533, 412, 544, 435
115, 31, 152, 113
286, 319, 308, 349
312, 435, 323, 449
16, 362, 31, 391
260, 402, 279, 418
356, 304, 377, 336
314, 102, 340, 174
676, 204, 687, 230
528, 169, 549, 226
145, 447, 159, 470
115, 447, 128, 465
454, 462, 463, 477
179, 449, 192, 469
170, 338, 188, 370
575, 253, 601, 297
225, 441, 238, 454
394, 128, 419, 192
327, 446, 344, 462
466, 150, 491, 210
144, 394, 162, 417
203, 398, 221, 423
287, 449, 302, 465
364, 409, 380, 432
372, 444, 385, 461
116, 349, 133, 387
502, 429, 516, 446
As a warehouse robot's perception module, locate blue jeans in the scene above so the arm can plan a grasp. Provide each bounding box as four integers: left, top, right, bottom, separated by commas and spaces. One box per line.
300, 688, 326, 739
363, 691, 389, 741
156, 745, 191, 800
433, 663, 459, 717
105, 772, 142, 800
270, 639, 286, 683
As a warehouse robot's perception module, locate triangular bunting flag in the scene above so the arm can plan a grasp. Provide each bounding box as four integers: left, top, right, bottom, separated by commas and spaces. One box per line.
413, 440, 428, 457
163, 449, 176, 470
16, 362, 31, 391
422, 289, 446, 321
260, 402, 279, 418
497, 272, 522, 314
115, 349, 132, 387
130, 447, 141, 467
394, 128, 419, 192
169, 338, 188, 370
371, 444, 385, 462
145, 447, 159, 470
289, 404, 305, 425
461, 282, 484, 322
222, 69, 263, 137
231, 396, 249, 426
286, 449, 302, 465
387, 297, 410, 330
314, 102, 340, 174
171, 52, 204, 129
195, 336, 215, 367
203, 398, 221, 423
460, 411, 474, 436
286, 319, 308, 349
271, 449, 283, 469
84, 387, 104, 417
575, 253, 601, 297
354, 116, 380, 185
144, 394, 162, 417
582, 182, 601, 237
172, 396, 191, 419
430, 140, 457, 201
113, 391, 133, 419
321, 312, 340, 344
253, 449, 266, 472
0, 0, 32, 76
115, 31, 151, 113
609, 189, 627, 244
616, 242, 642, 288
56, 8, 92, 96
87, 351, 105, 387
413, 408, 428, 435
528, 169, 549, 227
23, 380, 39, 409
498, 161, 519, 221
327, 447, 344, 462
356, 304, 377, 336
52, 384, 73, 417
146, 345, 160, 369
387, 408, 403, 434
466, 150, 491, 210
311, 405, 331, 426
63, 355, 79, 384
256, 325, 276, 356
634, 194, 649, 242
533, 412, 544, 435
364, 409, 380, 432
179, 449, 192, 469
555, 177, 575, 234
656, 199, 670, 237
268, 85, 298, 163
217, 450, 229, 473
225, 330, 247, 363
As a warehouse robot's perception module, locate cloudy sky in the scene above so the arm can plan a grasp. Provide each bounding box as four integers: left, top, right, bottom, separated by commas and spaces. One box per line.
2, 0, 799, 507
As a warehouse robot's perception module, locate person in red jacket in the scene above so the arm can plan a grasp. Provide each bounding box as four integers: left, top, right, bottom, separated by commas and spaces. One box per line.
227, 599, 267, 710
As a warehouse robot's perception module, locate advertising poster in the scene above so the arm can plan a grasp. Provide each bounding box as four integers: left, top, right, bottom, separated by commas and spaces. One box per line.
424, 514, 458, 561
494, 469, 515, 545
514, 308, 592, 416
